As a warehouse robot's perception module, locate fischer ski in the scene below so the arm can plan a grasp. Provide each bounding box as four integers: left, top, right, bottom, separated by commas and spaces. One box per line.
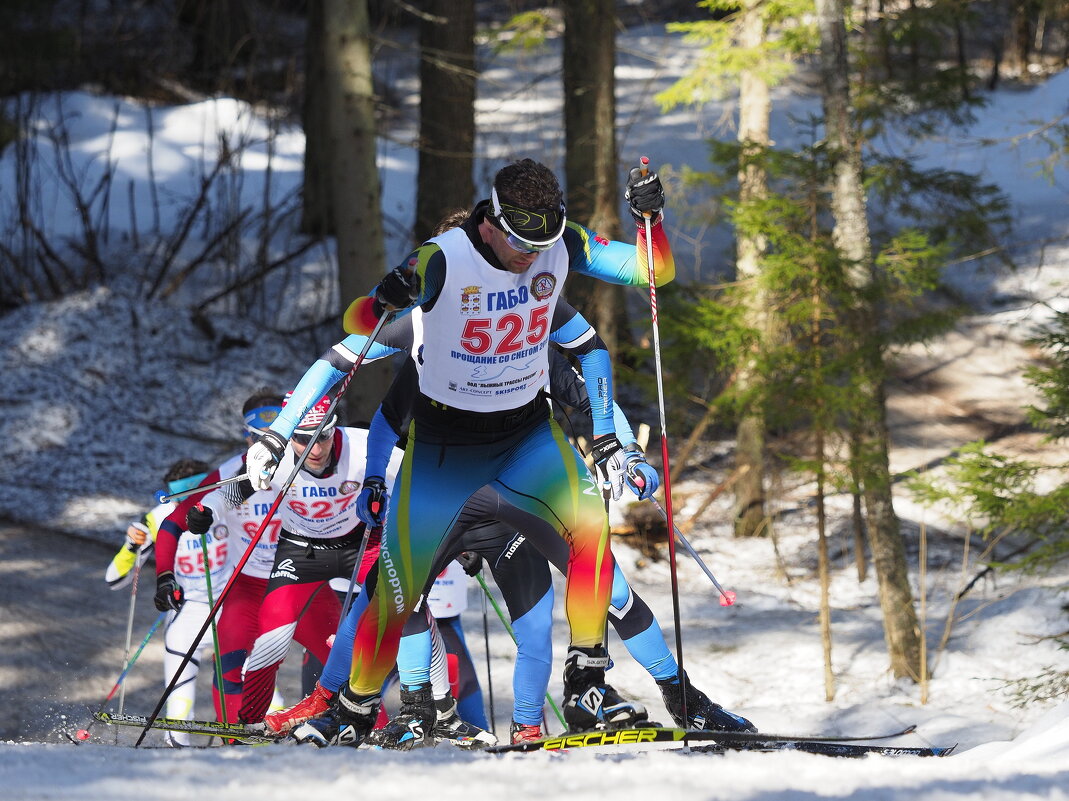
93, 711, 278, 745
486, 726, 953, 757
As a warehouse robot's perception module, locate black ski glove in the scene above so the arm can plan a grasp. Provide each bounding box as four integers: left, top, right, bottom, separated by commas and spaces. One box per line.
625, 167, 665, 221
456, 551, 483, 577
373, 266, 420, 313
186, 504, 214, 536
589, 433, 624, 480
154, 571, 184, 612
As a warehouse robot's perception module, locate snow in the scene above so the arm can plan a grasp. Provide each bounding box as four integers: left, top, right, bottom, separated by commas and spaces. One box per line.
1, 21, 1068, 801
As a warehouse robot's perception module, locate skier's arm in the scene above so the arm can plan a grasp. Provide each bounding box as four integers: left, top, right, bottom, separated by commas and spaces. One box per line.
549, 302, 614, 437
104, 520, 152, 589
562, 218, 675, 288
154, 467, 220, 576
269, 315, 415, 439
340, 244, 448, 337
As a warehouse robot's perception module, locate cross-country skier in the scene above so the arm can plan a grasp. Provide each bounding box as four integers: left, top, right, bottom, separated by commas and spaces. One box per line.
302, 346, 755, 747
107, 457, 226, 746
187, 394, 405, 726
153, 390, 307, 724
245, 159, 676, 745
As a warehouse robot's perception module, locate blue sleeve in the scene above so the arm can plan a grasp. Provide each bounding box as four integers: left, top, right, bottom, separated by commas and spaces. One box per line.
270, 359, 346, 438
562, 221, 643, 286
270, 331, 407, 439
365, 408, 399, 479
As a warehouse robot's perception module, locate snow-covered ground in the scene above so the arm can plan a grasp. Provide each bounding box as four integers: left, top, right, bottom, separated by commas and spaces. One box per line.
1, 22, 1067, 801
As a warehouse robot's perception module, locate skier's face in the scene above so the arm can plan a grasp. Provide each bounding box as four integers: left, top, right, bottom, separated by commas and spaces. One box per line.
291, 429, 333, 472
484, 221, 540, 273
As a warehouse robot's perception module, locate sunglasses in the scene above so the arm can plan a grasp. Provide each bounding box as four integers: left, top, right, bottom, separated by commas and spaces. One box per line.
292, 425, 335, 446
489, 187, 565, 254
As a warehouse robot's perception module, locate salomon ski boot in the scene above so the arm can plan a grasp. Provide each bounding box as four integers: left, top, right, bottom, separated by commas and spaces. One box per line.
291, 684, 381, 747
366, 682, 436, 750
432, 695, 497, 749
656, 672, 756, 732
561, 646, 648, 732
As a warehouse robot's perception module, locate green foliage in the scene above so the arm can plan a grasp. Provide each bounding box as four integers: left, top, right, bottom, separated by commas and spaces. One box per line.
657, 0, 813, 110
1026, 312, 1069, 439
486, 10, 557, 55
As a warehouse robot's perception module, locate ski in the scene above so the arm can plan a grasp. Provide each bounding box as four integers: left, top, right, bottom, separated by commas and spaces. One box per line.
93, 711, 279, 745
486, 726, 953, 757
691, 740, 955, 758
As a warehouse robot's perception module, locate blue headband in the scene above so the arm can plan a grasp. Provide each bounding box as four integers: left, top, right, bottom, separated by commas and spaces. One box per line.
243, 405, 282, 432
166, 471, 210, 496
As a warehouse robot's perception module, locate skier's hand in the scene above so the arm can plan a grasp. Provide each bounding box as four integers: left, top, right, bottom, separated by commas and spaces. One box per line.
590, 434, 626, 500
374, 266, 420, 312
186, 504, 214, 536
124, 522, 149, 551
356, 476, 389, 527
246, 430, 287, 491
621, 448, 659, 501
154, 571, 184, 612
625, 167, 665, 222
456, 551, 483, 577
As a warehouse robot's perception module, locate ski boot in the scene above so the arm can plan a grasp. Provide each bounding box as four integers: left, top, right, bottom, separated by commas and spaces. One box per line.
365, 682, 436, 750
561, 646, 648, 732
509, 720, 544, 745
432, 695, 497, 749
656, 671, 757, 732
291, 684, 381, 747
261, 681, 335, 736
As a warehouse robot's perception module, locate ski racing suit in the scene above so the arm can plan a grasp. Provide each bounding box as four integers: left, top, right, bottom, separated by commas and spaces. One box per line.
266, 203, 674, 702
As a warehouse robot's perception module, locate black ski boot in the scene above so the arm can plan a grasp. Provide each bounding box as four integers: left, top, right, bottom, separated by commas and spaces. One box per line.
431, 694, 498, 749
366, 682, 436, 750
561, 646, 648, 732
291, 684, 381, 747
656, 671, 756, 732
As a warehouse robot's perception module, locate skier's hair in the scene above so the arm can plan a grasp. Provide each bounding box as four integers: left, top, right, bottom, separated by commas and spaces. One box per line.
163, 458, 211, 484
432, 208, 471, 237
242, 388, 284, 416
493, 159, 562, 212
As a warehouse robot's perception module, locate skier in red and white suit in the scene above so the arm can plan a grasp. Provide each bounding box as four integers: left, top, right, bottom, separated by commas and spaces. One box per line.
191, 394, 403, 724
155, 390, 314, 723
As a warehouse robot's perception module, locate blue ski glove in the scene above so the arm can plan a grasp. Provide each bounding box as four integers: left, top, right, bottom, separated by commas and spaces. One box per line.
621, 447, 659, 500
356, 476, 389, 527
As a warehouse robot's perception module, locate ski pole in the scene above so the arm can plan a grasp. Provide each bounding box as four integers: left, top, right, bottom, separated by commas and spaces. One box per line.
197, 520, 228, 725
117, 535, 150, 718
135, 311, 394, 747
645, 497, 737, 606
638, 156, 689, 740
480, 581, 496, 736
475, 573, 567, 730
154, 473, 248, 504
74, 611, 167, 741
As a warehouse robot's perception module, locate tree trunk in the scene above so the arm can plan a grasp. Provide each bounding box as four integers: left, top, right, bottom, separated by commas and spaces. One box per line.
733, 2, 771, 538
562, 0, 626, 356
301, 0, 330, 237
815, 0, 923, 681
176, 0, 254, 89
415, 0, 475, 243
322, 0, 391, 421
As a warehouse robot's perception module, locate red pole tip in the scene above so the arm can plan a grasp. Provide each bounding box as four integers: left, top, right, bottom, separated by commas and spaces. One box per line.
75, 729, 91, 740
640, 156, 649, 166
719, 590, 737, 607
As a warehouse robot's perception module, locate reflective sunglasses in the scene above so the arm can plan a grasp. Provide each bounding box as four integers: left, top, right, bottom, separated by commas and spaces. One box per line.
292, 425, 335, 446
489, 186, 565, 253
